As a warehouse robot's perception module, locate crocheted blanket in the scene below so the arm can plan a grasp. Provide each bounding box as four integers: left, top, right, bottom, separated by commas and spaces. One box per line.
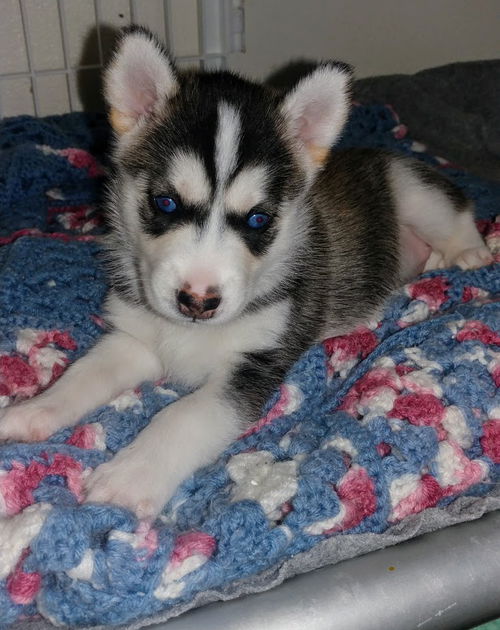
0, 107, 499, 629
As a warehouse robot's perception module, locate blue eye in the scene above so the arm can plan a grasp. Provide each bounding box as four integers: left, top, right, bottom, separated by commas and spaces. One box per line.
247, 212, 271, 229
155, 196, 178, 213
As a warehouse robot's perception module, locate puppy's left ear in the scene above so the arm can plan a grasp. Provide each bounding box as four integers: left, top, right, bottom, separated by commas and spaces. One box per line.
281, 62, 353, 177
104, 26, 178, 135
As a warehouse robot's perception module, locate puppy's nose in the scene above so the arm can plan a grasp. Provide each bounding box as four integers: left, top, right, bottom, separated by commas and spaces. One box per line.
177, 286, 221, 320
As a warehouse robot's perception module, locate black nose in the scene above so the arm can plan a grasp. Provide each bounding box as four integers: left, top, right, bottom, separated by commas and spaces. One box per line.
202, 296, 221, 311
177, 289, 221, 319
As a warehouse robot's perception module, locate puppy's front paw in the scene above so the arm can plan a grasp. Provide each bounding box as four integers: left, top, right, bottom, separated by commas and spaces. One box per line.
0, 402, 65, 442
449, 246, 493, 270
84, 448, 171, 519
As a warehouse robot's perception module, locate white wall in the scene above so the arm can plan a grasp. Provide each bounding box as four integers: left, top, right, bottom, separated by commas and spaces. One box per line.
228, 0, 500, 80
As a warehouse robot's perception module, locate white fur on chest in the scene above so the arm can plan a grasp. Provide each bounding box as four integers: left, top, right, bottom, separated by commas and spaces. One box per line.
105, 294, 290, 387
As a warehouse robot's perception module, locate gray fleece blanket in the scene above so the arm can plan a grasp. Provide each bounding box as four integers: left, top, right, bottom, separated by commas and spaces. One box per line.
354, 60, 500, 181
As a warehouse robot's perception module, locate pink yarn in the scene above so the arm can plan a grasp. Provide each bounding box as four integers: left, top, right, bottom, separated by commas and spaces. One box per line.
48, 204, 102, 232
48, 204, 91, 220
390, 393, 446, 439
391, 474, 442, 521
376, 442, 392, 457
456, 321, 500, 345
440, 440, 487, 496
170, 532, 216, 567
29, 332, 76, 379
59, 149, 104, 178
491, 367, 500, 388
280, 501, 293, 517
392, 124, 408, 139
0, 355, 39, 398
0, 228, 96, 245
395, 364, 415, 376
400, 374, 440, 397
385, 104, 401, 123
325, 466, 377, 533
392, 441, 486, 521
47, 454, 84, 500
90, 314, 107, 328
67, 425, 99, 450
462, 286, 484, 302
408, 276, 449, 310
0, 330, 76, 401
242, 384, 296, 437
7, 549, 41, 605
0, 455, 84, 515
324, 327, 378, 362
30, 328, 76, 352
390, 393, 444, 424
485, 220, 500, 237
341, 367, 399, 416
481, 420, 500, 463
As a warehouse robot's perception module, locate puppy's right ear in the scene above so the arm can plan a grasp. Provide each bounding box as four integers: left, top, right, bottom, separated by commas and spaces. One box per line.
280, 62, 353, 178
104, 26, 178, 135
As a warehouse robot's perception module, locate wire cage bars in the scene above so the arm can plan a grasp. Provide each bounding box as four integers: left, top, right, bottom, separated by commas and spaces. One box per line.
0, 0, 243, 118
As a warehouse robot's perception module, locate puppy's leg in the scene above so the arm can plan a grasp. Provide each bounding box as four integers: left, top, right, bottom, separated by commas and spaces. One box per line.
0, 331, 163, 442
85, 377, 243, 519
390, 159, 493, 275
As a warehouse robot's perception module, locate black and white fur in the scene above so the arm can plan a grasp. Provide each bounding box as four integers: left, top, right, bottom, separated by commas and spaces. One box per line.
0, 27, 492, 519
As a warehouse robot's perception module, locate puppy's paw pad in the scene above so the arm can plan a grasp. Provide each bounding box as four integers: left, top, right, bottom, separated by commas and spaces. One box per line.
452, 247, 493, 270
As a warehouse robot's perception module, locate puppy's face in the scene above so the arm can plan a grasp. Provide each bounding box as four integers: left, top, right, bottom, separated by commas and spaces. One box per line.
119, 80, 303, 325
105, 27, 352, 325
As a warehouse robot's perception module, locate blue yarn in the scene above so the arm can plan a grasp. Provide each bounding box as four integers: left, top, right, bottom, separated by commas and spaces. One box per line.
0, 107, 498, 627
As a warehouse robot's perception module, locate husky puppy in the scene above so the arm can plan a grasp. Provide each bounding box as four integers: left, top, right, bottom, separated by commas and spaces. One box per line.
0, 27, 492, 518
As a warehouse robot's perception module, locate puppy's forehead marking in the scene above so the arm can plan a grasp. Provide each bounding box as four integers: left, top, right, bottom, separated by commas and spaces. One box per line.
225, 165, 269, 213
169, 150, 211, 205
215, 102, 240, 189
